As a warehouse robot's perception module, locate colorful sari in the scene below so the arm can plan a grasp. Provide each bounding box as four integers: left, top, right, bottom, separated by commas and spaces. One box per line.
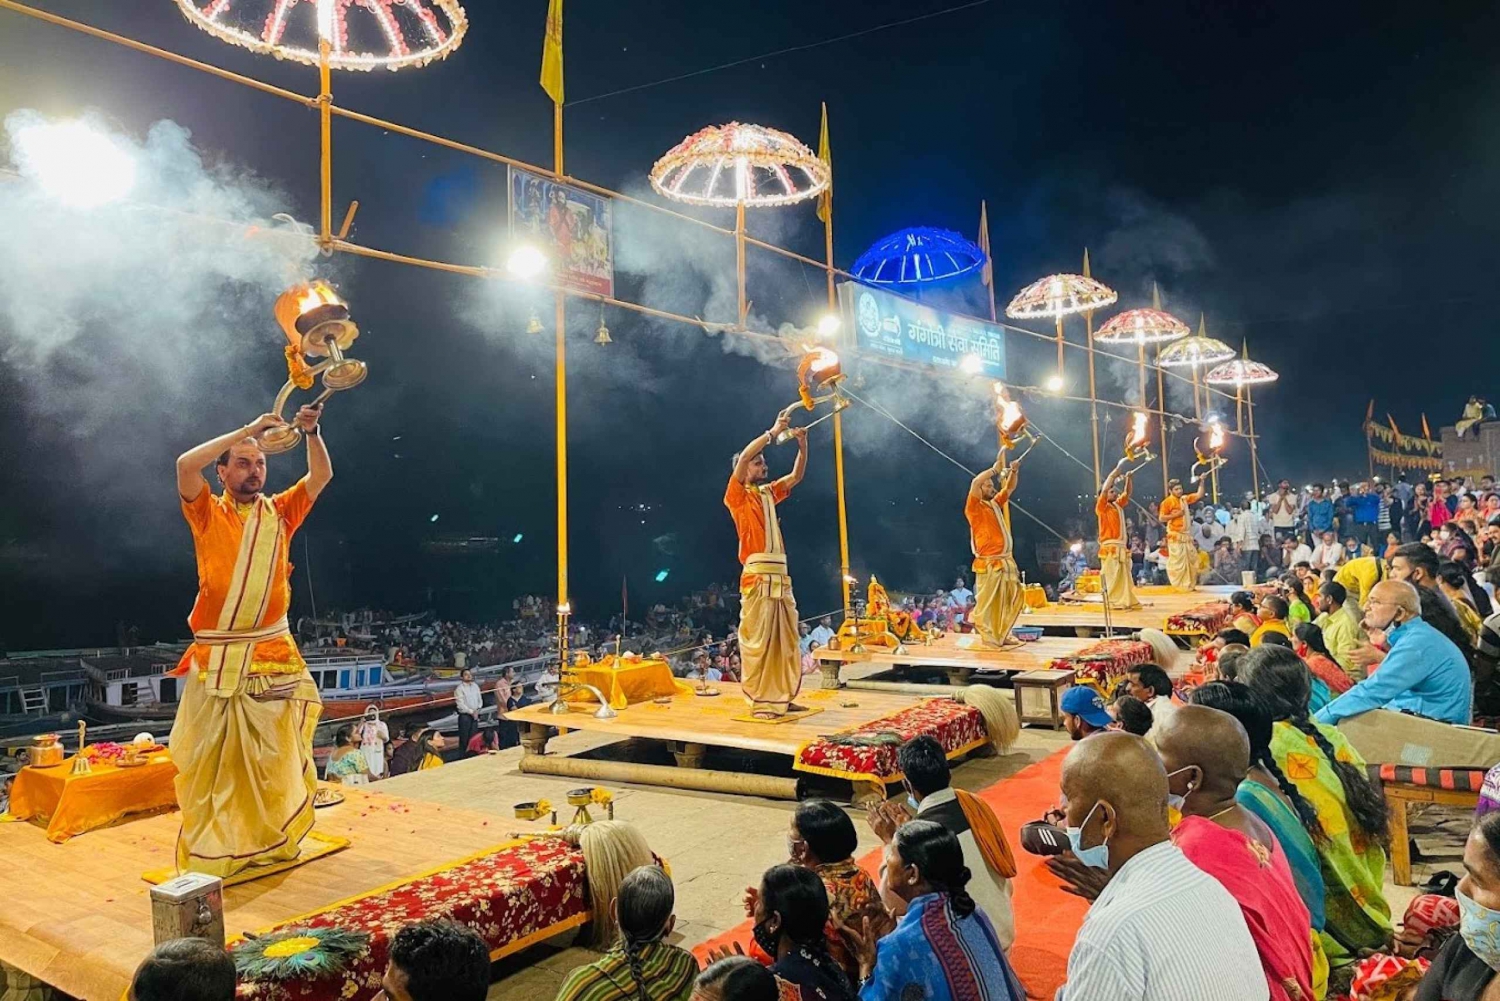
1237, 779, 1326, 933
858, 893, 1024, 1001
814, 859, 884, 981
1269, 721, 1392, 965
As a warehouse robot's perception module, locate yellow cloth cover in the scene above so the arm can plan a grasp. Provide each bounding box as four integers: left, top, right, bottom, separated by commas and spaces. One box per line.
565, 656, 690, 710
1166, 532, 1198, 591
8, 754, 177, 843
170, 669, 322, 878
972, 556, 1024, 648
1099, 542, 1141, 610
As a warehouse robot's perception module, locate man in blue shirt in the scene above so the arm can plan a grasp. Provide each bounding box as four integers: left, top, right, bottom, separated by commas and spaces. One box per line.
1315, 579, 1471, 726
1349, 481, 1382, 551
1305, 483, 1335, 540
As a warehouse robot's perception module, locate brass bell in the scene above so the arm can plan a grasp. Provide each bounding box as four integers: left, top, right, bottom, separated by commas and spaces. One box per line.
594, 322, 612, 345
526, 310, 544, 334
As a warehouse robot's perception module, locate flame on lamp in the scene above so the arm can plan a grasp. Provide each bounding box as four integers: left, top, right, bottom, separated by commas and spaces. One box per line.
297, 280, 344, 316
1126, 411, 1150, 454
994, 384, 1026, 440
1206, 421, 1226, 452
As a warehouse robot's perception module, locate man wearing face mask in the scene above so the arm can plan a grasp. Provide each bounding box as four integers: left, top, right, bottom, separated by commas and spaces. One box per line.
1156, 706, 1319, 1001
1315, 579, 1471, 727
1417, 811, 1500, 1000
1046, 732, 1267, 1001
865, 736, 1015, 952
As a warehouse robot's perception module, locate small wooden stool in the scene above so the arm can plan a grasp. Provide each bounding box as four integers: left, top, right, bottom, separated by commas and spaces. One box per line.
1012, 669, 1075, 730
1381, 774, 1482, 886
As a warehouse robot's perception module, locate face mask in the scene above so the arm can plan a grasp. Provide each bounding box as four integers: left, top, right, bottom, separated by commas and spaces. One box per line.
1458, 885, 1500, 972
907, 794, 920, 812
1164, 766, 1196, 814
786, 836, 803, 862
751, 917, 779, 957
1066, 801, 1111, 870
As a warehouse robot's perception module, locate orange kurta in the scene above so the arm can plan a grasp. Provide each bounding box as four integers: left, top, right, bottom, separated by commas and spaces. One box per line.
173, 480, 314, 678
1159, 490, 1203, 537
965, 486, 1013, 560
1095, 478, 1131, 543
725, 476, 791, 566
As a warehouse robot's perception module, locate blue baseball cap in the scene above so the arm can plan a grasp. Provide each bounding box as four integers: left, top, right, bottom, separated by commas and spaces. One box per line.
1060, 686, 1113, 728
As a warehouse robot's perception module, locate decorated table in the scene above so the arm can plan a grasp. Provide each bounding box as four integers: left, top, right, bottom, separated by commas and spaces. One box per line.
233, 836, 589, 1001
1046, 638, 1154, 689
1164, 601, 1232, 637
794, 698, 988, 787
563, 653, 692, 710
7, 748, 177, 843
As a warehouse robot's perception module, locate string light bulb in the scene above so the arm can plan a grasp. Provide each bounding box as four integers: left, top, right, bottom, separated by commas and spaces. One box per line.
507, 243, 547, 280
1044, 373, 1065, 393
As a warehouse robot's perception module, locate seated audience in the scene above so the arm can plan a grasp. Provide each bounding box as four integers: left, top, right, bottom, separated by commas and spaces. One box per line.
690, 957, 778, 1001
1252, 595, 1293, 647
740, 865, 855, 1001
383, 920, 490, 1001
781, 799, 882, 981
843, 820, 1025, 1000
1438, 560, 1487, 646
1231, 590, 1263, 635
1415, 812, 1500, 1000
1293, 622, 1354, 696
1046, 732, 1267, 1000
1156, 706, 1319, 1000
867, 736, 1016, 951
326, 724, 371, 783
555, 866, 698, 1001
1190, 682, 1330, 955
1123, 663, 1177, 734
1333, 554, 1386, 609
1313, 580, 1365, 681
129, 938, 236, 1001
1111, 695, 1155, 737
1315, 580, 1471, 726
1060, 685, 1114, 740
1284, 575, 1315, 626
1390, 543, 1473, 660
1239, 645, 1393, 965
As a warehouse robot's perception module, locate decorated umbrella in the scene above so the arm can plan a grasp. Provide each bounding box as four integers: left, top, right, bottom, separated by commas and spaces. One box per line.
851, 227, 985, 286
1206, 346, 1278, 474
1005, 270, 1116, 385
1094, 308, 1190, 346
173, 0, 469, 71
650, 122, 828, 330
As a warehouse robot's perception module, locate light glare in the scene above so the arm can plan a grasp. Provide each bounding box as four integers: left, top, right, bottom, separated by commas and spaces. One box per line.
506, 244, 547, 279
1044, 374, 1065, 393
958, 354, 984, 375
816, 314, 841, 338
13, 119, 137, 208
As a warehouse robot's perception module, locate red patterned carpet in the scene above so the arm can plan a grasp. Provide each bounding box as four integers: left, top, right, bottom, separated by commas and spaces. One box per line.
693, 747, 1083, 1000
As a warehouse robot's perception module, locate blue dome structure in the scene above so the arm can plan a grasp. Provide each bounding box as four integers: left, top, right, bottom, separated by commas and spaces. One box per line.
850, 227, 987, 285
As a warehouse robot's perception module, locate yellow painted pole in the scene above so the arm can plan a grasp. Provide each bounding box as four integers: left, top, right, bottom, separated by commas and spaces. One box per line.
822, 150, 850, 622
1086, 313, 1101, 490
553, 100, 568, 616
1248, 386, 1261, 499
1054, 314, 1065, 379
736, 200, 747, 329
1155, 345, 1169, 497
317, 41, 332, 251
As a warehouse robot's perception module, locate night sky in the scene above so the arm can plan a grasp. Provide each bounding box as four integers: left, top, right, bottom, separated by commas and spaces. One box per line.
2, 0, 1498, 650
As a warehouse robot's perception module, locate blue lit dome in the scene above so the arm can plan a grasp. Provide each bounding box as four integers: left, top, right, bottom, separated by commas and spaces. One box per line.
850, 227, 987, 285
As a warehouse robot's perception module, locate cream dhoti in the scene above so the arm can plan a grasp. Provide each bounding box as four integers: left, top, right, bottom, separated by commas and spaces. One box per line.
739, 552, 802, 714
1166, 531, 1198, 591
1099, 540, 1141, 610
973, 557, 1023, 648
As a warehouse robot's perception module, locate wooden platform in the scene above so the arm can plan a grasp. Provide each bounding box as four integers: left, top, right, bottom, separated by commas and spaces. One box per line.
813, 633, 1097, 685
0, 786, 554, 1001
1016, 584, 1239, 635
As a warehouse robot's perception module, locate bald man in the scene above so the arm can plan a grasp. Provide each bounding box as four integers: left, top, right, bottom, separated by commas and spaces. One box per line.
1157, 708, 1318, 1001
1314, 580, 1471, 726
1049, 732, 1267, 1001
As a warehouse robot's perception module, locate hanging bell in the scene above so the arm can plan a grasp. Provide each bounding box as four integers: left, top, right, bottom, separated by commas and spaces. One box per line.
525, 310, 544, 334
594, 322, 612, 345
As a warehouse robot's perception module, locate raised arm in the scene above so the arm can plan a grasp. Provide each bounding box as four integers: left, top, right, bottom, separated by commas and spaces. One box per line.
969, 448, 1005, 500
175, 412, 286, 501
732, 411, 791, 484
782, 426, 809, 489
1099, 456, 1128, 498
298, 404, 333, 501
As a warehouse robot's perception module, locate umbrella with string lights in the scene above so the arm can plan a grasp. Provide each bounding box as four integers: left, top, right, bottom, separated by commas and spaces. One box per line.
649, 122, 828, 208
851, 227, 985, 285
1203, 358, 1278, 387
1156, 334, 1235, 368
174, 0, 468, 71
1005, 272, 1117, 387
1094, 307, 1190, 346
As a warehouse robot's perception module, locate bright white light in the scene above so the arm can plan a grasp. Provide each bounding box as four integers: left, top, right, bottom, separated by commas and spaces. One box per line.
12, 119, 137, 208
1044, 374, 1065, 393
1069, 542, 1083, 554
506, 244, 547, 279
959, 354, 984, 375
816, 314, 841, 338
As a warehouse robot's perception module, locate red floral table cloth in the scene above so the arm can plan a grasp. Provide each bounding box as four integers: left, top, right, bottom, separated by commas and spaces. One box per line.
235, 837, 588, 1001
1047, 638, 1154, 687
794, 698, 988, 784
1165, 601, 1232, 636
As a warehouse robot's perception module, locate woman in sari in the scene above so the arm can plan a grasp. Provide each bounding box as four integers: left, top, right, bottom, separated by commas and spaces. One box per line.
1293, 623, 1354, 696
785, 800, 882, 982
842, 821, 1024, 1001
326, 725, 370, 784
1240, 646, 1393, 967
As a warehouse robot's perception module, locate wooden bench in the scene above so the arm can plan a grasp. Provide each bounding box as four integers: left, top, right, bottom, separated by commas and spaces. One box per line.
1374, 764, 1487, 886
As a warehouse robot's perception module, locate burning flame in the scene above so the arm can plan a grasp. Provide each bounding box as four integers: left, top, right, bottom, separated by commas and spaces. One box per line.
296, 280, 343, 315
994, 384, 1025, 437
1126, 411, 1149, 452
1207, 422, 1225, 451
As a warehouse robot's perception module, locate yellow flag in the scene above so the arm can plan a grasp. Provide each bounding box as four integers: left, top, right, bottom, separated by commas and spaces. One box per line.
978, 201, 992, 287
816, 102, 831, 224
541, 0, 564, 105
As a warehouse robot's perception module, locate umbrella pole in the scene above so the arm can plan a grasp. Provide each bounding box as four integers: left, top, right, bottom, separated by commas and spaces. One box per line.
1086, 311, 1101, 489
1055, 314, 1065, 381
1155, 345, 1169, 498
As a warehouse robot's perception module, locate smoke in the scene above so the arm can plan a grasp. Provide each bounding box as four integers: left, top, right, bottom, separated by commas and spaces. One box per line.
0, 110, 319, 572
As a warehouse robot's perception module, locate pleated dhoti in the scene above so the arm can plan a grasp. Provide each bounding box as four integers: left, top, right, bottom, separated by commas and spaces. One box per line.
973, 556, 1024, 647
1166, 532, 1199, 591
170, 668, 322, 878
1099, 541, 1141, 610
738, 553, 802, 715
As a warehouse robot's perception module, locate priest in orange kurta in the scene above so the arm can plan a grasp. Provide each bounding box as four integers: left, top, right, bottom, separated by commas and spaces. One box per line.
1096, 456, 1142, 610
726, 412, 808, 718
169, 405, 331, 878
965, 451, 1023, 648
1158, 474, 1206, 591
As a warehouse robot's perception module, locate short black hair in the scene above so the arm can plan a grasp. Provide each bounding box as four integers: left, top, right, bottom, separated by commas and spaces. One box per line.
388, 920, 490, 1001
130, 938, 236, 1001
1216, 628, 1251, 647
1111, 695, 1153, 736
793, 799, 857, 864
695, 956, 778, 1001
759, 864, 830, 947
1393, 542, 1439, 579
1129, 663, 1173, 698
897, 735, 951, 798
1260, 594, 1289, 620
215, 450, 231, 468
1230, 590, 1256, 612
1292, 560, 1312, 571
1259, 631, 1293, 648
1320, 581, 1347, 605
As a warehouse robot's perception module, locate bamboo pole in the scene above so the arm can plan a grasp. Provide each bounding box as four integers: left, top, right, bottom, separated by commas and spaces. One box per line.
821, 123, 851, 623
317, 41, 332, 250
1086, 314, 1101, 490
735, 200, 748, 329
553, 95, 569, 625
519, 753, 800, 799
1249, 387, 1261, 498
1156, 346, 1169, 497
1054, 314, 1065, 380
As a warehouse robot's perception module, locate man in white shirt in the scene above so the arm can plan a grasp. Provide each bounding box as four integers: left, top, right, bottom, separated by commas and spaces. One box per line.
1123, 664, 1177, 737
452, 669, 484, 758
1310, 529, 1344, 571
949, 576, 975, 607
1282, 535, 1313, 568
1048, 733, 1267, 1001
808, 616, 835, 649
1265, 479, 1300, 541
